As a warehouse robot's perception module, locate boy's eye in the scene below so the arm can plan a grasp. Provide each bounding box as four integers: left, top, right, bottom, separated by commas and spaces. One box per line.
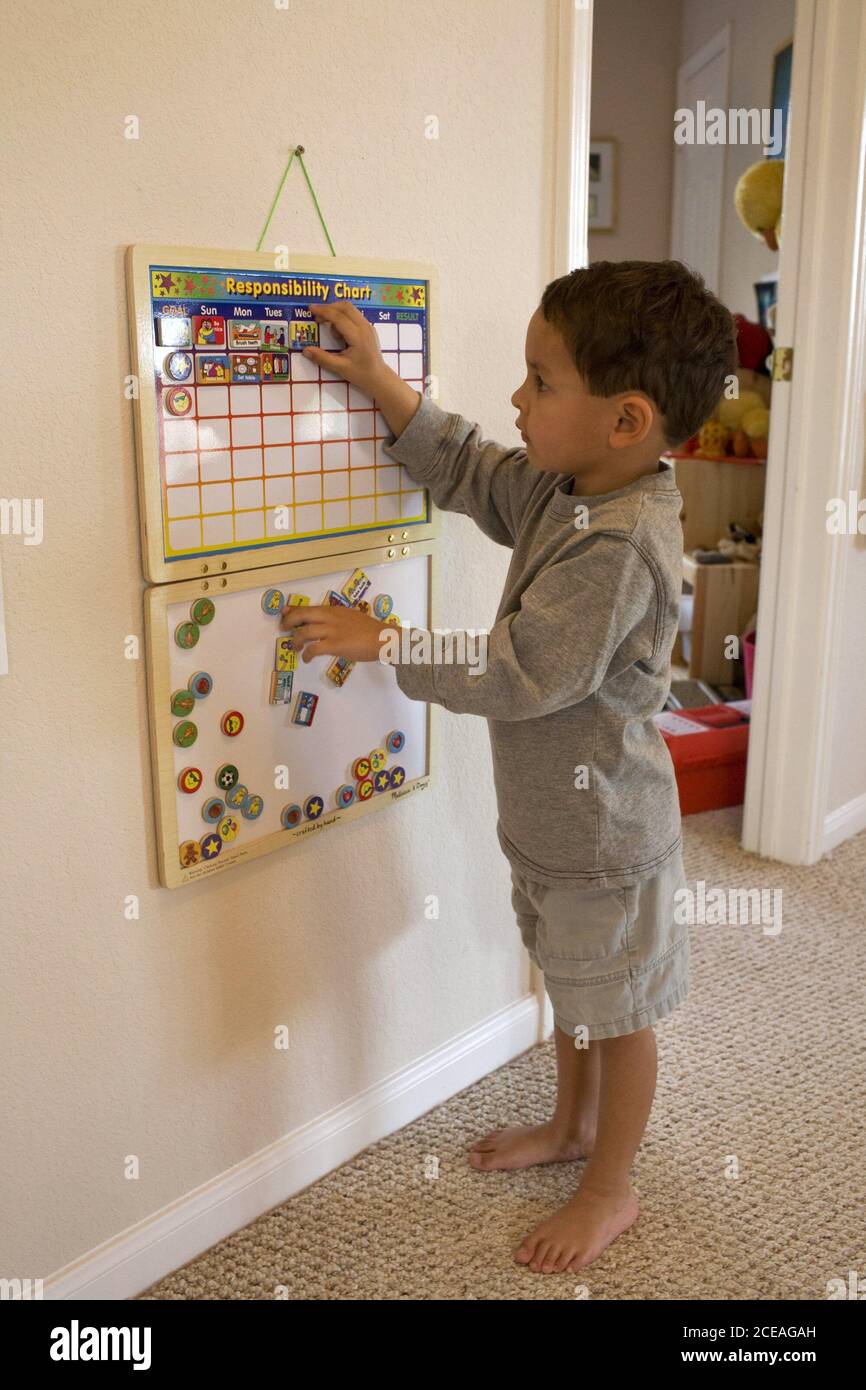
534, 373, 546, 389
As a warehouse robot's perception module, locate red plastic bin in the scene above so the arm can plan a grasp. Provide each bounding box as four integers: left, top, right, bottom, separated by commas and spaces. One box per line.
657, 705, 750, 816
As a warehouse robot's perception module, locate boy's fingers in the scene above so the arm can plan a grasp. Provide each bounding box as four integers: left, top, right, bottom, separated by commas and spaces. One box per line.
306, 302, 364, 326
301, 345, 350, 376
281, 604, 326, 627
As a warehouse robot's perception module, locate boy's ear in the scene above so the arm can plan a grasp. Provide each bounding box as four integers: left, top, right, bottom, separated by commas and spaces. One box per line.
608, 393, 657, 450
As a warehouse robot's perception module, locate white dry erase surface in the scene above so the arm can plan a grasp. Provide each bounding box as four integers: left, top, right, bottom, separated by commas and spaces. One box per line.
145, 546, 433, 888
127, 246, 439, 582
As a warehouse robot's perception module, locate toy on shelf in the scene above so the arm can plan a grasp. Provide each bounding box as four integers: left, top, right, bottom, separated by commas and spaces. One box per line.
677, 315, 772, 463
734, 159, 784, 252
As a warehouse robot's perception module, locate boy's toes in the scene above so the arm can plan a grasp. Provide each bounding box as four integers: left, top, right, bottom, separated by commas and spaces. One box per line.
469, 1129, 502, 1153
468, 1142, 501, 1169
531, 1241, 555, 1273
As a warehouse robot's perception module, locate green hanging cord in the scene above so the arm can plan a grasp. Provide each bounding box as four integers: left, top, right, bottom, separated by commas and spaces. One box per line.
296, 148, 337, 257
255, 148, 296, 252
255, 145, 336, 257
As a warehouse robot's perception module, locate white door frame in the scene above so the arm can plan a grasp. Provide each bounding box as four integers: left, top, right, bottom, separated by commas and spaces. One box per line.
555, 0, 866, 883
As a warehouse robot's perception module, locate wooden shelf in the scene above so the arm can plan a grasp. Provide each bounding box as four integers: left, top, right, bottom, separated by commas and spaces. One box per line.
679, 553, 759, 684
662, 450, 765, 467
667, 453, 766, 554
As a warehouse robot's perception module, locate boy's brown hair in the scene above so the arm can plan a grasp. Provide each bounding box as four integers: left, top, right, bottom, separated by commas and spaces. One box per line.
540, 260, 738, 448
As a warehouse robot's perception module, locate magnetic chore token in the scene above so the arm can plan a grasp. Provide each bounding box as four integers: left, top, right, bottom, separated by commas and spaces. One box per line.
191, 597, 215, 626
385, 613, 401, 627
336, 783, 356, 807
173, 720, 198, 748
175, 621, 200, 650
369, 747, 387, 772
165, 351, 193, 382
200, 832, 222, 860
389, 766, 406, 789
281, 803, 302, 829
188, 671, 213, 699
262, 588, 285, 616
225, 783, 248, 809
373, 593, 394, 619
292, 691, 318, 726
218, 815, 239, 843
386, 729, 405, 754
156, 315, 191, 347
178, 767, 203, 794
373, 770, 390, 793
241, 793, 264, 820
165, 386, 193, 417
179, 840, 201, 867
221, 710, 244, 736
304, 794, 324, 820
352, 756, 371, 781
202, 797, 226, 824
171, 689, 195, 717
356, 777, 374, 801
216, 763, 239, 791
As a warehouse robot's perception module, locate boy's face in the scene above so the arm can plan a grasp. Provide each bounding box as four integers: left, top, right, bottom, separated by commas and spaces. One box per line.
511, 308, 665, 480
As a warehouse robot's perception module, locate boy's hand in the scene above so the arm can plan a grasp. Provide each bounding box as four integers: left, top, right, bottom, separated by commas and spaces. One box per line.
280, 602, 394, 663
301, 303, 389, 398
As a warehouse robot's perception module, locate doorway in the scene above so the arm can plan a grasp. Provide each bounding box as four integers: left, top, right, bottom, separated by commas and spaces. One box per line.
555, 0, 866, 868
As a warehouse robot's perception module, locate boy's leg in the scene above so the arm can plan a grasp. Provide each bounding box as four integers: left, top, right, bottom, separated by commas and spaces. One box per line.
468, 1022, 600, 1171
514, 1024, 656, 1273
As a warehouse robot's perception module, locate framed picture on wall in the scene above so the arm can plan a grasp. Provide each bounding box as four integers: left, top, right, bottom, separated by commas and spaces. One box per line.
769, 39, 793, 160
589, 139, 617, 232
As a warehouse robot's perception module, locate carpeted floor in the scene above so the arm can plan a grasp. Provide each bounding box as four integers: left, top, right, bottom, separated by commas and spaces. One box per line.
138, 806, 866, 1300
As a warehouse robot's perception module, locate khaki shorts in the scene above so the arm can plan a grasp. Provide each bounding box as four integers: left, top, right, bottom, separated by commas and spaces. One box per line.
510, 848, 690, 1040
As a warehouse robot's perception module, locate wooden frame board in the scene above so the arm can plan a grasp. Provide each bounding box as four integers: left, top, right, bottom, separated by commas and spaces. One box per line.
145, 539, 438, 888
127, 245, 440, 583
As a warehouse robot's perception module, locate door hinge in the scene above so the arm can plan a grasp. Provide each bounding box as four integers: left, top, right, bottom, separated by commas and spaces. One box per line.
772, 346, 793, 381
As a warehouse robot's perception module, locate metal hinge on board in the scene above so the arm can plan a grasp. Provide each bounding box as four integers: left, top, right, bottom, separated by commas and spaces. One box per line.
772, 346, 793, 381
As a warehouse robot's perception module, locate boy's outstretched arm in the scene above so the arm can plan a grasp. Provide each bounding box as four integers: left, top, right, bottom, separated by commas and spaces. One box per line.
300, 301, 547, 548
383, 533, 660, 721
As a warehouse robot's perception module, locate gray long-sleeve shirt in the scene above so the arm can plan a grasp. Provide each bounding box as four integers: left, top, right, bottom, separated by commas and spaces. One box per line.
381, 392, 684, 889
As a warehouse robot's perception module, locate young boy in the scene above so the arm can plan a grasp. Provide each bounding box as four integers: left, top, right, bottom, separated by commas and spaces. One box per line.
281, 260, 738, 1276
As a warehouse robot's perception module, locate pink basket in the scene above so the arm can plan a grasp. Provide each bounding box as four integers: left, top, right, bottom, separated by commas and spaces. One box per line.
743, 630, 756, 698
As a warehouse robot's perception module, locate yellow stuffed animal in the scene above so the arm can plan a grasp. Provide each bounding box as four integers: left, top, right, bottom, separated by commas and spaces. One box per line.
734, 160, 784, 250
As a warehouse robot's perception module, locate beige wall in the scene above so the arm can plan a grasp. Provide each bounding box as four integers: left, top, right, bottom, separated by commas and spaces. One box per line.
0, 0, 558, 1276
590, 0, 793, 322
588, 0, 682, 263
680, 0, 794, 316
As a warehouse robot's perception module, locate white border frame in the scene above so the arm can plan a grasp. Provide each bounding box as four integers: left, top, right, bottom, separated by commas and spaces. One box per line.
145, 541, 438, 888
126, 245, 440, 583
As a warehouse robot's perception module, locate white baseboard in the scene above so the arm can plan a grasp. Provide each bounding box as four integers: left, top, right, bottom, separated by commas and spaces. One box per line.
822, 790, 866, 853
44, 994, 542, 1301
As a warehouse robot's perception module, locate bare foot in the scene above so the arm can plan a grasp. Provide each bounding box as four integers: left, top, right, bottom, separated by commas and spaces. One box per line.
514, 1182, 639, 1273
468, 1120, 595, 1172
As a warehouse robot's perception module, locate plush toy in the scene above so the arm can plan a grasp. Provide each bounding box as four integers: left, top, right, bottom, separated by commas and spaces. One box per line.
695, 419, 731, 459
733, 313, 772, 372
742, 406, 770, 459
716, 389, 766, 432
734, 160, 784, 250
